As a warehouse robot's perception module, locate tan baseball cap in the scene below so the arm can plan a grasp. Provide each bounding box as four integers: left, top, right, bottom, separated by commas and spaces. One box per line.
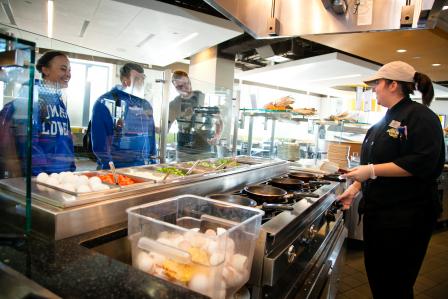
363, 61, 416, 83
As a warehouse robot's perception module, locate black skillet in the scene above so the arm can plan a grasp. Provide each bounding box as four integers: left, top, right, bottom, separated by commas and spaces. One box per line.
244, 185, 319, 205
207, 194, 257, 207
288, 172, 318, 182
244, 185, 287, 203
269, 177, 305, 189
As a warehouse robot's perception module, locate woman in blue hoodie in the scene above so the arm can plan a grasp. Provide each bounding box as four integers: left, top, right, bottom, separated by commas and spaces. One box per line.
0, 51, 75, 177
91, 63, 156, 169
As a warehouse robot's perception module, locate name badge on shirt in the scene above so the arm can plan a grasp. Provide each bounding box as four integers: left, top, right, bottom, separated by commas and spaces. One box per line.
388, 120, 401, 128
387, 128, 399, 138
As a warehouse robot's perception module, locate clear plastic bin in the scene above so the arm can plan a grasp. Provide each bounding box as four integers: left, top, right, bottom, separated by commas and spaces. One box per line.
127, 195, 264, 299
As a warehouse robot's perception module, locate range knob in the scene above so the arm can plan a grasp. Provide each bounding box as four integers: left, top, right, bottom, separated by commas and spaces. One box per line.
286, 245, 297, 263
325, 210, 336, 222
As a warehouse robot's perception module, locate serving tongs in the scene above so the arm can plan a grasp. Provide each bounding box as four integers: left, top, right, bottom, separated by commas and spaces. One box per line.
186, 160, 200, 175
162, 172, 170, 182
109, 161, 118, 185
215, 162, 227, 171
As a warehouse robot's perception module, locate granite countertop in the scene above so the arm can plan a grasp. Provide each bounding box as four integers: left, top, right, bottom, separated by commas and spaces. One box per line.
0, 224, 207, 299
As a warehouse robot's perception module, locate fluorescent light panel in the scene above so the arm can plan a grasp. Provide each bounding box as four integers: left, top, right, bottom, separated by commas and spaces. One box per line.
1, 1, 17, 25
47, 0, 54, 38
136, 33, 155, 48
79, 20, 90, 38
265, 55, 291, 63
172, 32, 198, 48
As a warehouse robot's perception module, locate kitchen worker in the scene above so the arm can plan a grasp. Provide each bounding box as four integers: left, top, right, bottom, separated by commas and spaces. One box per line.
168, 70, 222, 162
0, 51, 76, 176
91, 63, 156, 169
338, 61, 445, 299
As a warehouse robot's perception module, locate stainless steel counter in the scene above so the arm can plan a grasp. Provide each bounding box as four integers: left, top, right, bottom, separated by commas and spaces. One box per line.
0, 158, 288, 240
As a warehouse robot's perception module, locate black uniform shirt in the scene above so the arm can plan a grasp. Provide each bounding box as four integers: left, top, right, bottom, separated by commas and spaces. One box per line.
359, 97, 445, 224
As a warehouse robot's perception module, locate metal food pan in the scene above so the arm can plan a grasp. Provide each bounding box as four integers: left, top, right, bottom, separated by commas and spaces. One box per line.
116, 167, 168, 182
234, 156, 266, 165
134, 165, 204, 178
81, 170, 157, 189
175, 162, 215, 173
179, 159, 242, 171
34, 174, 119, 197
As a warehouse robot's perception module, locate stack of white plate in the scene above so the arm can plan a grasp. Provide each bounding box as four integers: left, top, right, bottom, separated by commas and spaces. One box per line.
277, 143, 300, 161
327, 144, 350, 168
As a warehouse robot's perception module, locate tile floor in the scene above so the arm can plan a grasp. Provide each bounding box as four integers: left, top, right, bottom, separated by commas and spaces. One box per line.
337, 226, 448, 299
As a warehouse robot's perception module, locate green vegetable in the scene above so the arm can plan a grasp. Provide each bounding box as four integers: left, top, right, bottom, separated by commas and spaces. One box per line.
156, 167, 187, 176
187, 159, 240, 169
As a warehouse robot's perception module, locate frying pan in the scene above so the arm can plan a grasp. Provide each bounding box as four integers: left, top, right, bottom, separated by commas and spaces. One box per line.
207, 194, 257, 207
270, 177, 305, 189
244, 184, 320, 204
244, 185, 288, 203
288, 172, 318, 182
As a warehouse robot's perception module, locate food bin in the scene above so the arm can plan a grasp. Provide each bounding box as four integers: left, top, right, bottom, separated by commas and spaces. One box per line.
127, 195, 264, 299
34, 171, 119, 195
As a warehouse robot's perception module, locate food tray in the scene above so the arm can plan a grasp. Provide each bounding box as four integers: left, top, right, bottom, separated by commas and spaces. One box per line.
32, 172, 120, 198
35, 178, 120, 197
123, 165, 204, 180
84, 171, 157, 189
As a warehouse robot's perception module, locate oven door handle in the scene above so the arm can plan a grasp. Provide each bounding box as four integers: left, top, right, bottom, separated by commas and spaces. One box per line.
303, 260, 332, 299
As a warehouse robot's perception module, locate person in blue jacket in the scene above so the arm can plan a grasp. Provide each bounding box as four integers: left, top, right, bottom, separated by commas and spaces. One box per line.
0, 51, 75, 177
91, 63, 156, 169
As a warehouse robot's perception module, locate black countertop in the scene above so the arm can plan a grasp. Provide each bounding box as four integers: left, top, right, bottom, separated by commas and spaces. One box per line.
0, 224, 208, 299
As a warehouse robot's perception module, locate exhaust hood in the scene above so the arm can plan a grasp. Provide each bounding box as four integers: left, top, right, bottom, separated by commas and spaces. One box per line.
203, 0, 446, 38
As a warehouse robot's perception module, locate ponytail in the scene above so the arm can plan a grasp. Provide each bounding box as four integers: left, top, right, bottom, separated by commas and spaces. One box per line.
414, 72, 434, 106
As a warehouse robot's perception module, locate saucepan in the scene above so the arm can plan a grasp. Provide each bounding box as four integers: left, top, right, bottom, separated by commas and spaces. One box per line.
207, 194, 257, 207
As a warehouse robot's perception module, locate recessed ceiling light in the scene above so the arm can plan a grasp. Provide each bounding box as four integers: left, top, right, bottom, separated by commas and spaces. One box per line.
396, 49, 407, 53
47, 0, 54, 38
443, 5, 448, 10
432, 63, 441, 67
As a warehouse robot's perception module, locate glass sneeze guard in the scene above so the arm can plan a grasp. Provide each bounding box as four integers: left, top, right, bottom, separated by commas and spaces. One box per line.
0, 33, 35, 237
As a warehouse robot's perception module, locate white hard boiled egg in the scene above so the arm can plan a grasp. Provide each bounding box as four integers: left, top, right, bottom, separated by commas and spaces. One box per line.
36, 172, 49, 183
46, 177, 59, 186
88, 176, 102, 187
76, 184, 91, 193
60, 183, 76, 192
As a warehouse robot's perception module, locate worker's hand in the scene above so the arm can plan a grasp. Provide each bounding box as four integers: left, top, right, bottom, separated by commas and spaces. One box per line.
208, 135, 220, 145
337, 184, 360, 210
343, 164, 376, 182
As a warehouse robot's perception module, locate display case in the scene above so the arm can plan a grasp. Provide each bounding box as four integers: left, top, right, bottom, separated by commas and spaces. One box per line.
317, 120, 370, 160
0, 33, 35, 236
237, 108, 317, 159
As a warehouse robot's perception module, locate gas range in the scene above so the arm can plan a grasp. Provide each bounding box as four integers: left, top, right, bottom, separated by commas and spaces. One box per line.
227, 178, 335, 223
241, 175, 346, 299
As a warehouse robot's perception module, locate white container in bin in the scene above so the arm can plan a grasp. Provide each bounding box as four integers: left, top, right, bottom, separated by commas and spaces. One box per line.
126, 194, 264, 299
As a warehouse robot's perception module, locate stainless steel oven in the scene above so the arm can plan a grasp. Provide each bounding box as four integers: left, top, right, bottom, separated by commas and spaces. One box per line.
245, 181, 347, 299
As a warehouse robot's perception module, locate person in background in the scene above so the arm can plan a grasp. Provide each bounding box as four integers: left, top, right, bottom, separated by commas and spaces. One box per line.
168, 70, 222, 161
91, 63, 156, 169
338, 61, 445, 299
0, 51, 75, 177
